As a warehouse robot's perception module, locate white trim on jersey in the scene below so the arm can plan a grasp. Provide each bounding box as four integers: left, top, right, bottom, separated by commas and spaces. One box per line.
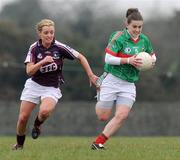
24, 42, 37, 64
55, 40, 79, 58
24, 40, 80, 64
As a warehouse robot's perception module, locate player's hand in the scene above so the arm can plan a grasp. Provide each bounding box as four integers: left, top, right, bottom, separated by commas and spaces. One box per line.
129, 55, 142, 68
151, 59, 156, 68
42, 56, 54, 64
89, 74, 99, 87
151, 55, 156, 68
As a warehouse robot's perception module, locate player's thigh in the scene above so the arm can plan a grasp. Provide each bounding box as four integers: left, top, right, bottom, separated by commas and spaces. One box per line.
115, 104, 132, 121
115, 105, 131, 116
39, 97, 57, 114
19, 101, 36, 118
115, 96, 135, 118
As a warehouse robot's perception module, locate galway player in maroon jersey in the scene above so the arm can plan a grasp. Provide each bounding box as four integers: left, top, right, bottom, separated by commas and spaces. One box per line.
12, 19, 98, 150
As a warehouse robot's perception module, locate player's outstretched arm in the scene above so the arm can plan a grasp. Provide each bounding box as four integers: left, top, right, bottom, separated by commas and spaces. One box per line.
77, 53, 98, 87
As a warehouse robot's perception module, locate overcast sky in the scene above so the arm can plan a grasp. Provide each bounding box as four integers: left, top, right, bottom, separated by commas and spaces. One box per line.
1, 0, 180, 19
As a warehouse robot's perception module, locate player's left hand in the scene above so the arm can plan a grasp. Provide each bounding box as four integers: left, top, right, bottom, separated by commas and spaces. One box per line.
89, 74, 99, 87
151, 54, 156, 68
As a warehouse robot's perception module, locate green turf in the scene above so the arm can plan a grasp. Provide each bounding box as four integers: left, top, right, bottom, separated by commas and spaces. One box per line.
0, 136, 180, 160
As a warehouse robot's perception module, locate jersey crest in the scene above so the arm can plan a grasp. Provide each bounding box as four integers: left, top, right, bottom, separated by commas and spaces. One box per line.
37, 53, 43, 59
53, 51, 60, 60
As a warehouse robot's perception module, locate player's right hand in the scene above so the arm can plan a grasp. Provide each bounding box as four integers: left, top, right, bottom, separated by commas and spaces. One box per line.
42, 56, 54, 64
129, 55, 142, 68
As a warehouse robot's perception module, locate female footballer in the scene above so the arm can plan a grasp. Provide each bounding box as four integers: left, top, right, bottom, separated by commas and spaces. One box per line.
12, 19, 98, 150
91, 8, 156, 150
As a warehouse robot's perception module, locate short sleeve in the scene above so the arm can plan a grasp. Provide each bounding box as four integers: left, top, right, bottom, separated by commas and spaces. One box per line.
105, 31, 123, 56
24, 46, 36, 64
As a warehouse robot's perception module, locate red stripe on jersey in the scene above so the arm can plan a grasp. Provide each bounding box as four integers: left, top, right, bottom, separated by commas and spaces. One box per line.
131, 37, 140, 43
105, 48, 133, 58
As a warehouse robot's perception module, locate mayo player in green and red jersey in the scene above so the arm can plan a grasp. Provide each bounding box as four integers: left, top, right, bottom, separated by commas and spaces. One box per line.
91, 8, 156, 150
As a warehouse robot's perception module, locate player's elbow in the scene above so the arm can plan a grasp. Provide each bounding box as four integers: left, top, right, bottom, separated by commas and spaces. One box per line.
77, 53, 85, 62
26, 69, 34, 76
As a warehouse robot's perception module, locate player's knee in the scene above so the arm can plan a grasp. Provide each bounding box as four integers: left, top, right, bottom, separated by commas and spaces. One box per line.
39, 109, 50, 119
18, 114, 29, 124
96, 109, 111, 121
97, 114, 110, 121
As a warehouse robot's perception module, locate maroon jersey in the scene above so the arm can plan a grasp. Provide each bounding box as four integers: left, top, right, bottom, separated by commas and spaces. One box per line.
24, 39, 79, 88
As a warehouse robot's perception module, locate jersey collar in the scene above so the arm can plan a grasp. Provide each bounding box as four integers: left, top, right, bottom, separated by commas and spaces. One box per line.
37, 38, 56, 48
123, 29, 142, 43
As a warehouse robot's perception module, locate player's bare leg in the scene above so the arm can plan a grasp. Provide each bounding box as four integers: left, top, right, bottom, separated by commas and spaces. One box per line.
92, 105, 130, 150
32, 97, 56, 139
12, 101, 36, 150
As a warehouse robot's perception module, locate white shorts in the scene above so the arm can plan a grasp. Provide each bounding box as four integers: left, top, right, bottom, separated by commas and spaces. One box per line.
98, 73, 136, 103
20, 78, 62, 104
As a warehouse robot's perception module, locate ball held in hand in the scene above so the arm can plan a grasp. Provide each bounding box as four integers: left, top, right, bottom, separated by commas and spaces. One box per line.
135, 52, 153, 71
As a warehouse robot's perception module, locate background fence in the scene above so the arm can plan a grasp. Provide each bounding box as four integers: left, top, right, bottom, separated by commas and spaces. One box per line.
1, 101, 180, 136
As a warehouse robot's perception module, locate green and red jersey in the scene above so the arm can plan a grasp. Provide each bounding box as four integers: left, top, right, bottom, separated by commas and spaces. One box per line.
104, 29, 154, 82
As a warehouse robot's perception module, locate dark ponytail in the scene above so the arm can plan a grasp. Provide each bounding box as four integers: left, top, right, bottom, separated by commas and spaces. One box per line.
126, 8, 143, 24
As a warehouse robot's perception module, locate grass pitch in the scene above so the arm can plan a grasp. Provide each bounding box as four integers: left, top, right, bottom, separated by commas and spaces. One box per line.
0, 136, 180, 160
